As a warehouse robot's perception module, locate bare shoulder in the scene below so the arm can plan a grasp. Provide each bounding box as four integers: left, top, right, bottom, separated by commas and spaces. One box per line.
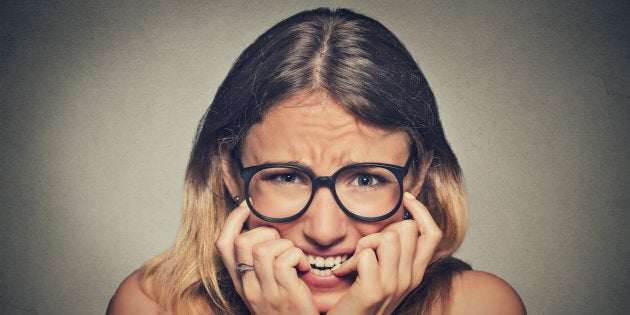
107, 270, 161, 315
448, 270, 526, 315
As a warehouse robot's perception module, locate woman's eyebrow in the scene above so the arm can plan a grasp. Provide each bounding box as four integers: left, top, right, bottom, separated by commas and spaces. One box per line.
259, 160, 314, 172
258, 159, 376, 172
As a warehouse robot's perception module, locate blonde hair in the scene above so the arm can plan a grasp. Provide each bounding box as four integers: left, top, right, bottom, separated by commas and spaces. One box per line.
140, 7, 468, 314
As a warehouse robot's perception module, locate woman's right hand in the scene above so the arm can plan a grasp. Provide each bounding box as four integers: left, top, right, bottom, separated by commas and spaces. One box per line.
215, 202, 319, 315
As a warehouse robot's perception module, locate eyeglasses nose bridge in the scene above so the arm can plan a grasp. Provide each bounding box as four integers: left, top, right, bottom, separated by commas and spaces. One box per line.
310, 176, 341, 209
312, 176, 335, 191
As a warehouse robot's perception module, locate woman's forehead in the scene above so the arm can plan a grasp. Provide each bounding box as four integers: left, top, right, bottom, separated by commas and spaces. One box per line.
240, 94, 410, 167
259, 93, 404, 139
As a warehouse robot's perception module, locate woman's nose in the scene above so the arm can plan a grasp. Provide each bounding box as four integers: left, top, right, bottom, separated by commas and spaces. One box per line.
301, 188, 348, 247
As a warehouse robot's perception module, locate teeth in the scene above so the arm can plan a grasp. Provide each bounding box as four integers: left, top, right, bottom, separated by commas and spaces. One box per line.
307, 254, 350, 276
314, 256, 325, 268
324, 257, 335, 267
310, 268, 333, 276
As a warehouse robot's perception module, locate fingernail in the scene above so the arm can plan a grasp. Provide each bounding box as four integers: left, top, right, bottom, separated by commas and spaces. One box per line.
239, 197, 253, 207
331, 264, 340, 272
404, 192, 416, 200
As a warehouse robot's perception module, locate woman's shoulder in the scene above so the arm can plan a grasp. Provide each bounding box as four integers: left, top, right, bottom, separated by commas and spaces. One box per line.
107, 270, 161, 315
448, 270, 527, 314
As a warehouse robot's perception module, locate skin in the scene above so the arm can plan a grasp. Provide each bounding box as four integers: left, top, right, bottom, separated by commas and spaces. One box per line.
218, 92, 440, 314
107, 92, 527, 314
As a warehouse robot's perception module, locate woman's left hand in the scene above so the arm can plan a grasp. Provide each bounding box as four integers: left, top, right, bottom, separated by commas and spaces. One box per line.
327, 193, 443, 315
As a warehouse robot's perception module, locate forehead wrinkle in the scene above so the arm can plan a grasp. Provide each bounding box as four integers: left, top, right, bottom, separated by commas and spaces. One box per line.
268, 117, 382, 171
265, 92, 403, 141
269, 105, 394, 146
244, 125, 407, 173
241, 93, 410, 171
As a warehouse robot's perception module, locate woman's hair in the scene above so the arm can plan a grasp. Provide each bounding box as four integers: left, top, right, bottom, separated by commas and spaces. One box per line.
140, 7, 467, 314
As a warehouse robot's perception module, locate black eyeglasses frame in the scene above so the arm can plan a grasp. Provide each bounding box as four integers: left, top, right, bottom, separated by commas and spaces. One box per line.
237, 157, 412, 223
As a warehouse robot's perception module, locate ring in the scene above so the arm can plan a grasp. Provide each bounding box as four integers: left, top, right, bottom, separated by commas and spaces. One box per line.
236, 263, 255, 274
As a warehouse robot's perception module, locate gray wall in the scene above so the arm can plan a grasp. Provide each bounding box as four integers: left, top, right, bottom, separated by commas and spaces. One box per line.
1, 1, 628, 314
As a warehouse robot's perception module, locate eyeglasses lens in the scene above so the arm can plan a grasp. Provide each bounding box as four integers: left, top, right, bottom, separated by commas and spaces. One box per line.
247, 166, 401, 220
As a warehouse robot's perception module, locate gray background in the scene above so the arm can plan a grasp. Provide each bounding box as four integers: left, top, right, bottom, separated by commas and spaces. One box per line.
1, 1, 628, 314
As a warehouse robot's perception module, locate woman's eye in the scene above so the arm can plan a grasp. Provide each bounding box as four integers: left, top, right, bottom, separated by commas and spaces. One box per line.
270, 173, 302, 184
352, 174, 380, 186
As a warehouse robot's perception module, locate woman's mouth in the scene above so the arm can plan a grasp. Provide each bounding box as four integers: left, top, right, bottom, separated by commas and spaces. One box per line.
307, 254, 350, 276
299, 252, 355, 289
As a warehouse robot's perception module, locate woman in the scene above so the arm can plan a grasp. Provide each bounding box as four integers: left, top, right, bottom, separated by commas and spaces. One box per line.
108, 8, 525, 314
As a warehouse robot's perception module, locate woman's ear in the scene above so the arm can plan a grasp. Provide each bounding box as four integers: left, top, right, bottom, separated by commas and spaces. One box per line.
408, 150, 434, 196
219, 146, 243, 201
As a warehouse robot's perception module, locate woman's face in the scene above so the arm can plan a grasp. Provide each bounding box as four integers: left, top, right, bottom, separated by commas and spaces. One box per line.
234, 93, 417, 311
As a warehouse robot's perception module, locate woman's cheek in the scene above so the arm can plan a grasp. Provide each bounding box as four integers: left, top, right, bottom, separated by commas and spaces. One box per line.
354, 214, 403, 235
245, 215, 264, 230
245, 215, 293, 233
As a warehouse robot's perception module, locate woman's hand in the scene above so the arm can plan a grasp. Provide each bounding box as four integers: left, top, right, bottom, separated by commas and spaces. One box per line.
327, 192, 443, 315
215, 202, 319, 315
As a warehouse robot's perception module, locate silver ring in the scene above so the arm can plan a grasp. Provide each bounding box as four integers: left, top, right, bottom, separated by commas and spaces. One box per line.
236, 263, 255, 274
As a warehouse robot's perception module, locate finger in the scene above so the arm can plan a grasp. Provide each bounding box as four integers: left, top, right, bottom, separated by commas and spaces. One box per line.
234, 225, 281, 270
333, 248, 379, 277
354, 231, 400, 279
328, 250, 382, 315
379, 219, 421, 294
383, 219, 419, 271
397, 221, 420, 290
332, 233, 384, 277
215, 202, 250, 259
375, 230, 400, 289
252, 238, 294, 294
402, 192, 443, 272
274, 247, 310, 289
331, 252, 357, 276
233, 226, 282, 299
356, 230, 401, 291
354, 248, 380, 284
354, 232, 381, 255
215, 203, 251, 292
332, 233, 381, 276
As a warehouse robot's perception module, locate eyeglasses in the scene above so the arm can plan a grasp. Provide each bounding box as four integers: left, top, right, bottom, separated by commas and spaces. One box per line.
237, 157, 412, 222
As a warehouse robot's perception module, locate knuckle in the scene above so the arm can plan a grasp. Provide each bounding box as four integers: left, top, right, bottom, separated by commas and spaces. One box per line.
399, 220, 418, 234
284, 246, 301, 259
403, 274, 417, 290
401, 278, 413, 291
422, 227, 443, 242
355, 238, 369, 251
273, 260, 286, 273
273, 229, 281, 239
381, 280, 396, 295
430, 227, 443, 240
359, 248, 376, 262
252, 243, 273, 260
382, 220, 402, 232
382, 230, 399, 243
278, 238, 294, 248
234, 235, 251, 251
259, 226, 281, 239
214, 238, 226, 253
